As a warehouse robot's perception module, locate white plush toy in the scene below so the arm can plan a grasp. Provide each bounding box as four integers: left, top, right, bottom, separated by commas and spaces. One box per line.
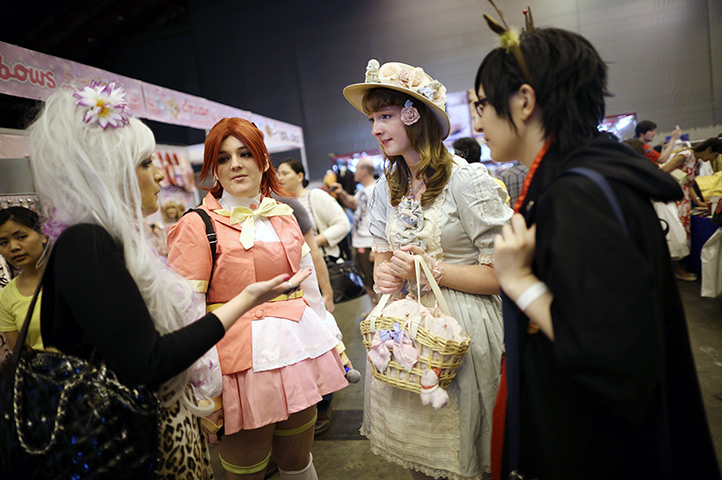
420, 368, 448, 410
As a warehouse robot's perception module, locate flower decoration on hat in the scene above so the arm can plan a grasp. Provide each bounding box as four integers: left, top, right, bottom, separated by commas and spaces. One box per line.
400, 100, 421, 126
344, 59, 451, 138
371, 61, 447, 109
73, 81, 131, 129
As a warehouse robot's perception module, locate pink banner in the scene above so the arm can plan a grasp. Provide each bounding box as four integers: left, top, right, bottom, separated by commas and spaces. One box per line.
0, 41, 146, 117
251, 113, 305, 152
142, 83, 250, 130
0, 42, 302, 142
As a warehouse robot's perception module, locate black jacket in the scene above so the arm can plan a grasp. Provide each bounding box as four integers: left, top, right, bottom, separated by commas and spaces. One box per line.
504, 136, 720, 479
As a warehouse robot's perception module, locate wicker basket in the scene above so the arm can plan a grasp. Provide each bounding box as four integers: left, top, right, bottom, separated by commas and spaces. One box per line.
359, 255, 470, 393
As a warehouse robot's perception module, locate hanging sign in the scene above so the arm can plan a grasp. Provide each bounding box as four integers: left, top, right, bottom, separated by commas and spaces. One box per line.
0, 41, 145, 116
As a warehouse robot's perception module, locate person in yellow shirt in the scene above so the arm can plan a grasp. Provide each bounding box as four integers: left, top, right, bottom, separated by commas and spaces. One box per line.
0, 206, 48, 350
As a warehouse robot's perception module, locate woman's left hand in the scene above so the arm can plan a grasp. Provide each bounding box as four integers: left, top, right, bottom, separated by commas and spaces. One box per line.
494, 214, 537, 288
390, 244, 425, 281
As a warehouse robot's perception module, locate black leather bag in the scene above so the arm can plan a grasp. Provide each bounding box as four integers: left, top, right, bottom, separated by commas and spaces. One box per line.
326, 253, 367, 304
305, 190, 367, 304
0, 262, 159, 479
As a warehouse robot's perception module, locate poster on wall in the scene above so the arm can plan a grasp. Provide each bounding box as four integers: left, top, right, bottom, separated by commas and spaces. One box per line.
144, 146, 199, 257
444, 90, 473, 143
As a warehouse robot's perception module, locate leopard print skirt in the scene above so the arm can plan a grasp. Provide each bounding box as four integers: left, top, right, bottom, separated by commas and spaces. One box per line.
156, 398, 214, 480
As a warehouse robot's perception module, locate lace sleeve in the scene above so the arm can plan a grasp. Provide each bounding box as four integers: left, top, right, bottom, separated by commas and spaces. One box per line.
372, 243, 393, 253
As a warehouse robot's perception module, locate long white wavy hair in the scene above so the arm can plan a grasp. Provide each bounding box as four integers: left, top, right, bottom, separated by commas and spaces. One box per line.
28, 87, 211, 415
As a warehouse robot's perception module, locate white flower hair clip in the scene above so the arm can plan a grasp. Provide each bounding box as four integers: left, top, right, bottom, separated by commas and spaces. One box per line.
73, 81, 131, 129
400, 99, 420, 126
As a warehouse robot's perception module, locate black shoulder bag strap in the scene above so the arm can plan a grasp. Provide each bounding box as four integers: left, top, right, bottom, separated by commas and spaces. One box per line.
182, 208, 217, 283
2, 248, 49, 371
505, 166, 629, 479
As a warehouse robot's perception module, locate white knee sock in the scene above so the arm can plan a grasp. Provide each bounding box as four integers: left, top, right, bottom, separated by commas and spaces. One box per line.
278, 453, 318, 480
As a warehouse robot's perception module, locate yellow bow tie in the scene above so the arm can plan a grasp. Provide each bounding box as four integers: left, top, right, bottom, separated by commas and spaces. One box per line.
215, 197, 293, 249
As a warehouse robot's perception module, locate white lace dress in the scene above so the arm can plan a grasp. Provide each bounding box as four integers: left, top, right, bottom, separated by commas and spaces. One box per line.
362, 160, 512, 479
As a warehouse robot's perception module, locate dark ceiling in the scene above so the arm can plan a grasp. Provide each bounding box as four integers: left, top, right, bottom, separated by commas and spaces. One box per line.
1, 0, 192, 131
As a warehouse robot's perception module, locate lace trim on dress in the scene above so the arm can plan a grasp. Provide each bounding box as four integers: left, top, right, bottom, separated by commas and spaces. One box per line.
478, 253, 494, 266
372, 243, 393, 253
359, 429, 481, 480
424, 182, 448, 262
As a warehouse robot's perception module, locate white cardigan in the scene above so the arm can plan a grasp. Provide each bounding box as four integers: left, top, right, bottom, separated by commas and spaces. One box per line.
299, 189, 351, 259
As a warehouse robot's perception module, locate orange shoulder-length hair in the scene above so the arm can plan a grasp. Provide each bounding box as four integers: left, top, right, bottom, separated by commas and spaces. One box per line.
200, 117, 286, 198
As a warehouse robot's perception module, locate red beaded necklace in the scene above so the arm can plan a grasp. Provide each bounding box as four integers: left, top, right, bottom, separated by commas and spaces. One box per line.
512, 137, 553, 214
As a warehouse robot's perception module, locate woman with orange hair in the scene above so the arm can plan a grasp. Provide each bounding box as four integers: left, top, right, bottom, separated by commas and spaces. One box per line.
167, 117, 347, 480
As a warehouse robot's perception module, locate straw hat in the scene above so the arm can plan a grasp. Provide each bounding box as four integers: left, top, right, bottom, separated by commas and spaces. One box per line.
343, 59, 450, 139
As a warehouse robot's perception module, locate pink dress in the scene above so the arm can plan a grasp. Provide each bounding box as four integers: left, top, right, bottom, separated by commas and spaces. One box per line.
167, 193, 347, 433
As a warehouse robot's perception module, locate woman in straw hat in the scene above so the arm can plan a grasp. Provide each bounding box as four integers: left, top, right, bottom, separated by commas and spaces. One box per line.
344, 60, 512, 479
476, 4, 720, 479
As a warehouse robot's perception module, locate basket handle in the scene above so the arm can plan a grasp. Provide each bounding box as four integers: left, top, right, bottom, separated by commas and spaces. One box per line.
368, 293, 392, 333
407, 253, 452, 339
369, 254, 452, 335
413, 254, 452, 316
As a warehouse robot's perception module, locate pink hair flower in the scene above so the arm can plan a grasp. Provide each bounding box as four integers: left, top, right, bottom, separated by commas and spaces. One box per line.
400, 100, 420, 126
73, 81, 130, 129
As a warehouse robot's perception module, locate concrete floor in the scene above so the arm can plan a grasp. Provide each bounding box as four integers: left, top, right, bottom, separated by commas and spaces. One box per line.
212, 281, 722, 479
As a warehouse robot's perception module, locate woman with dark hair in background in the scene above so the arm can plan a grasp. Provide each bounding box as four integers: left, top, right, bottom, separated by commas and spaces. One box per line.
276, 157, 352, 436
475, 8, 719, 478
277, 158, 351, 262
651, 136, 722, 280
0, 206, 48, 351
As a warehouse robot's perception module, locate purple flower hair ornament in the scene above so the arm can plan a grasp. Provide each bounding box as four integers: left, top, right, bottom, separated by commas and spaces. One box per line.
73, 81, 131, 129
42, 209, 68, 243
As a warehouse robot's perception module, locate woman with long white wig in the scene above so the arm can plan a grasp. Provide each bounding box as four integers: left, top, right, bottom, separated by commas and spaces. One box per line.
27, 81, 310, 479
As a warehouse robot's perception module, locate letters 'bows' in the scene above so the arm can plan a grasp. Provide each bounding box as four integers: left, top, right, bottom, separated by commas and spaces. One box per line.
216, 197, 293, 249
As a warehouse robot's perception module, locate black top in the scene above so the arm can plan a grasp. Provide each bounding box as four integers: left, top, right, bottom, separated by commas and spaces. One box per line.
504, 137, 720, 479
40, 224, 225, 389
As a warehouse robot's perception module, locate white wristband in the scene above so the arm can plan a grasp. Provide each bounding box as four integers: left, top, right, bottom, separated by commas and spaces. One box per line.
516, 281, 549, 312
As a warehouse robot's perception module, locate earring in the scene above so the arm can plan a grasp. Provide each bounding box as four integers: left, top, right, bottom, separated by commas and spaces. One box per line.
36, 239, 51, 268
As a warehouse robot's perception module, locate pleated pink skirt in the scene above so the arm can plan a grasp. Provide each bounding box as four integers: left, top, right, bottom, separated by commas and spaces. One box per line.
222, 349, 348, 433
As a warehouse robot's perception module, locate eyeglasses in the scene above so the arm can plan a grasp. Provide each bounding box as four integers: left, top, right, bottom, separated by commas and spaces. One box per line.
474, 97, 489, 117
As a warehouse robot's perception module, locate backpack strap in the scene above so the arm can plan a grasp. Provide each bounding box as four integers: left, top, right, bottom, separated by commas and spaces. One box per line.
182, 208, 217, 283
563, 167, 629, 237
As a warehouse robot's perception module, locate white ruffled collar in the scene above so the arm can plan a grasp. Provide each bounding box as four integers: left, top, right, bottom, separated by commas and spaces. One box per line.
219, 191, 263, 211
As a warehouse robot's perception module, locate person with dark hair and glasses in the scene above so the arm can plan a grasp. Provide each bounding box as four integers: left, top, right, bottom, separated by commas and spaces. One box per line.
475, 6, 720, 479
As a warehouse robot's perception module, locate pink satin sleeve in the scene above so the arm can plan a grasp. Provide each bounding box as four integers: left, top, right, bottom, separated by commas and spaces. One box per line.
166, 213, 213, 293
